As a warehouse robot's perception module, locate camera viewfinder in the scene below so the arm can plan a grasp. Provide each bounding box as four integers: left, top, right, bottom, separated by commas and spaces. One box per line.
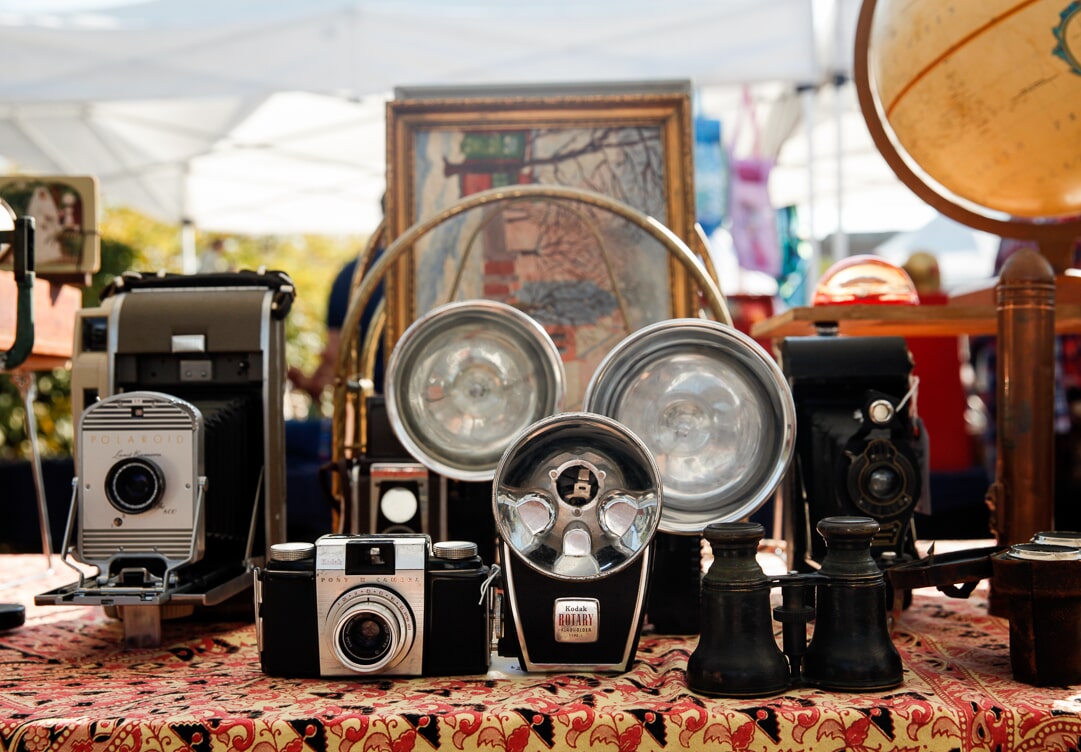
346, 541, 397, 575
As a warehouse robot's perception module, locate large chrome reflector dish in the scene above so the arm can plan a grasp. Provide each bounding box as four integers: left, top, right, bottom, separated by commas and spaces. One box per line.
385, 300, 565, 481
585, 319, 795, 533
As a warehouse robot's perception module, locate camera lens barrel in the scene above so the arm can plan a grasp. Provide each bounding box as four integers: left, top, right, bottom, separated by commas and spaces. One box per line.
104, 457, 166, 514
329, 586, 416, 674
802, 517, 903, 692
687, 522, 791, 697
993, 542, 1081, 686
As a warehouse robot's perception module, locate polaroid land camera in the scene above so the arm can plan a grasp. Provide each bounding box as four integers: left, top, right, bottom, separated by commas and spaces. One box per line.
37, 270, 294, 646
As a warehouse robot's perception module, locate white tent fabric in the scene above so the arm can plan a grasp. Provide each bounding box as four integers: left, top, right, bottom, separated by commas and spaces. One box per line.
0, 0, 928, 243
874, 214, 1000, 290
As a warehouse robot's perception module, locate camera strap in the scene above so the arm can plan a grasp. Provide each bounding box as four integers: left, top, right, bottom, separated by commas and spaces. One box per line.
479, 564, 501, 606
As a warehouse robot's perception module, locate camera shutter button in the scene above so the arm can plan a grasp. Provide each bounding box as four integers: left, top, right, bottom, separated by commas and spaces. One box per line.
433, 541, 478, 560
269, 542, 315, 562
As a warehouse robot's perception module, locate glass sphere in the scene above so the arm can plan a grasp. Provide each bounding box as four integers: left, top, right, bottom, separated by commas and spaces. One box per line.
812, 255, 919, 306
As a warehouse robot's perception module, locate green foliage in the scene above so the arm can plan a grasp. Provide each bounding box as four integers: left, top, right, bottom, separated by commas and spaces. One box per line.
0, 208, 364, 460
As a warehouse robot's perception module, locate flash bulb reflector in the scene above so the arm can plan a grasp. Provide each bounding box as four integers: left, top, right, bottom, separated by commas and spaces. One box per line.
585, 319, 795, 533
385, 300, 566, 481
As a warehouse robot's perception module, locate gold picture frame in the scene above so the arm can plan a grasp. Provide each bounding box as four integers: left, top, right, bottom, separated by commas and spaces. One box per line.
385, 82, 701, 407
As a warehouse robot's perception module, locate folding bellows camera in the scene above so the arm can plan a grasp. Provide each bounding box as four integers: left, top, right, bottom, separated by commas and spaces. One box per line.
37, 270, 294, 645
780, 335, 924, 571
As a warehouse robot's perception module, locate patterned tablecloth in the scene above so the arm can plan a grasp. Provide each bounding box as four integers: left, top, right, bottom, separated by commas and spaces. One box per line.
1, 555, 1079, 752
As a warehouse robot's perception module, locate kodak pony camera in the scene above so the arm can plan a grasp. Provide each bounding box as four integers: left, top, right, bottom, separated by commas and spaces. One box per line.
37, 270, 293, 646
780, 336, 923, 571
255, 534, 494, 677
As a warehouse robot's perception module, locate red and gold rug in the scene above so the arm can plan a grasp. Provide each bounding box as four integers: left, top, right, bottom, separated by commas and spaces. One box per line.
0, 556, 1078, 752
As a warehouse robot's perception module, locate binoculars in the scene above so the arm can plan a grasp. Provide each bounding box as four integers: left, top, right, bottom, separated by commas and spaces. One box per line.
687, 516, 903, 697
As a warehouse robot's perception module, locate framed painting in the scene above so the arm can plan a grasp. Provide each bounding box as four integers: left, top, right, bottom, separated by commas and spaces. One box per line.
0, 175, 100, 281
385, 81, 700, 407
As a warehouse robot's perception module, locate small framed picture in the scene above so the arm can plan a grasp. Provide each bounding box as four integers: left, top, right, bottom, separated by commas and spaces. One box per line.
0, 175, 99, 280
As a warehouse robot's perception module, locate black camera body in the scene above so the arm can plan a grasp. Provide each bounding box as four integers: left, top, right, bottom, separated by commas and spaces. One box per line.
256, 534, 492, 678
346, 396, 496, 565
781, 336, 923, 571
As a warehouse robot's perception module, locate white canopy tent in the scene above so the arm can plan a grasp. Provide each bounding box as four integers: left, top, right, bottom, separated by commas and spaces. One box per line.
0, 0, 938, 268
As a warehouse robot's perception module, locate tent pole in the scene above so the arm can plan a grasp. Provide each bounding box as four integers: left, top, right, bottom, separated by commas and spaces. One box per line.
799, 84, 821, 298
181, 218, 197, 274
180, 166, 197, 274
832, 0, 849, 262
833, 77, 848, 262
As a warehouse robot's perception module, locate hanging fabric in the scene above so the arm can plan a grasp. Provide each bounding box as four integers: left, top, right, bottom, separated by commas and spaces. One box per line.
727, 85, 782, 277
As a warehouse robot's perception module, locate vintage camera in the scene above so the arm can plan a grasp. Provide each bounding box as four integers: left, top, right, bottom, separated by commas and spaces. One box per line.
347, 395, 491, 559
256, 534, 494, 677
37, 270, 292, 645
57, 390, 257, 585
888, 531, 1081, 687
493, 412, 662, 673
780, 336, 923, 571
342, 300, 566, 567
688, 517, 903, 697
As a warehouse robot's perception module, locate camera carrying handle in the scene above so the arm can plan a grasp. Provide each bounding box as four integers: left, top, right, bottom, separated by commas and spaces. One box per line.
99, 269, 296, 319
0, 216, 36, 371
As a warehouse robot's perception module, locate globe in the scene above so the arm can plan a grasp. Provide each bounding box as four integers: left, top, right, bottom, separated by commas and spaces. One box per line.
855, 0, 1081, 234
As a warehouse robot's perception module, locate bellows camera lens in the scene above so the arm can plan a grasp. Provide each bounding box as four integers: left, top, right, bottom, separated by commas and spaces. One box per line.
105, 458, 166, 514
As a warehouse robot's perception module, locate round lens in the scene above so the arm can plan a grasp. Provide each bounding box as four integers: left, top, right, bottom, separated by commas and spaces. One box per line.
105, 458, 165, 514
328, 587, 415, 674
867, 466, 902, 501
339, 613, 393, 665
